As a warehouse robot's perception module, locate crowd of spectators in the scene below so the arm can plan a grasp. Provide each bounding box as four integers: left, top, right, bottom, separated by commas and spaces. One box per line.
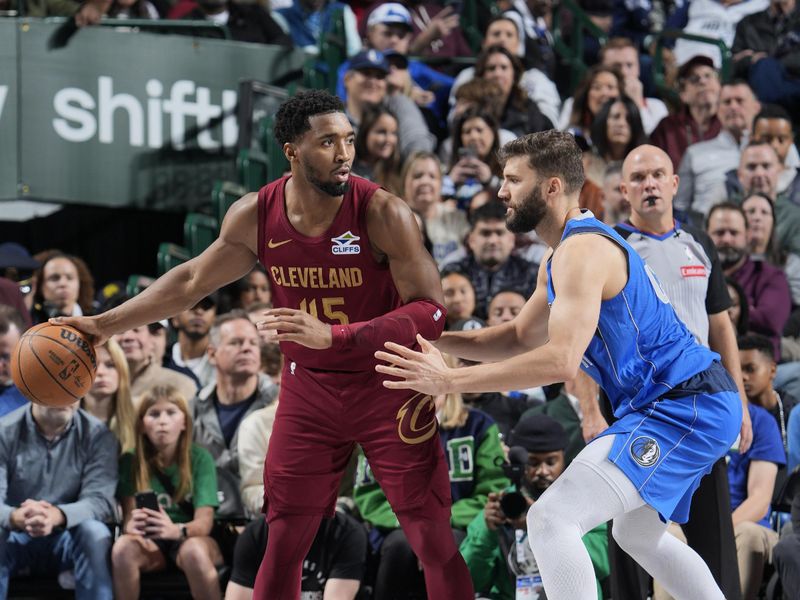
2, 0, 800, 597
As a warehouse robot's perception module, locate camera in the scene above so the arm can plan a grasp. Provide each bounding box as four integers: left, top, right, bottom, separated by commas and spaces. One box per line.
499, 446, 530, 520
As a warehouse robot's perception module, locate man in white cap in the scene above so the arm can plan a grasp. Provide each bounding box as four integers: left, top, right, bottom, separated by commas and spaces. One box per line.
336, 2, 453, 127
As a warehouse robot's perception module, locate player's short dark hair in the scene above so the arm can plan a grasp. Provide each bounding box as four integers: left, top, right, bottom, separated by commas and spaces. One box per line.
469, 200, 508, 227
0, 305, 25, 335
499, 130, 585, 196
738, 333, 775, 362
754, 104, 792, 124
273, 90, 345, 146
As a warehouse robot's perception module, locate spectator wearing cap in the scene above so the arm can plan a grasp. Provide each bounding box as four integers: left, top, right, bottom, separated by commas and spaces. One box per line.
599, 37, 668, 135
342, 49, 435, 159
275, 0, 361, 57
651, 55, 723, 171
0, 307, 27, 418
0, 243, 38, 328
170, 295, 217, 389
354, 362, 509, 599
180, 0, 291, 45
448, 15, 561, 128
675, 80, 762, 223
671, 0, 770, 69
441, 201, 538, 320
459, 413, 609, 600
337, 3, 454, 128
192, 311, 277, 520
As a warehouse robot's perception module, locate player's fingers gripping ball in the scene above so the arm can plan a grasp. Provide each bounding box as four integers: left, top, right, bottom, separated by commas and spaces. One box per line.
11, 323, 97, 407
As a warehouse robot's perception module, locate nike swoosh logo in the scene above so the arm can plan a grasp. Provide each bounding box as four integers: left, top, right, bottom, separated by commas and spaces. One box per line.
267, 239, 292, 249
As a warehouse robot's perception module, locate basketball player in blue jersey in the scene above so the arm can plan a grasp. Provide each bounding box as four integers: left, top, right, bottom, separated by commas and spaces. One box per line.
376, 130, 744, 600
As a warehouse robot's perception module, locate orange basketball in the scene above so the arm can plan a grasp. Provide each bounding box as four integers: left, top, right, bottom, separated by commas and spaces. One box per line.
10, 323, 97, 407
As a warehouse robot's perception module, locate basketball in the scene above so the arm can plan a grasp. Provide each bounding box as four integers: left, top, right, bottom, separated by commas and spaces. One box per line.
10, 323, 97, 407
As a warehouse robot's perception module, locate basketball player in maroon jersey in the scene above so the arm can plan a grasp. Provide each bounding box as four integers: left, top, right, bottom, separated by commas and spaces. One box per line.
53, 90, 474, 599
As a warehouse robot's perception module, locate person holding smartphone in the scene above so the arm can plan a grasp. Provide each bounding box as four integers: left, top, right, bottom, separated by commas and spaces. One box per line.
112, 385, 222, 600
447, 108, 504, 209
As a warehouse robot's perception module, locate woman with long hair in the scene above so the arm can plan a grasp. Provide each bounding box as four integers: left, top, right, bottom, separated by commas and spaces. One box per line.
585, 95, 648, 185
558, 64, 624, 142
31, 251, 95, 324
81, 338, 136, 452
402, 151, 470, 264
111, 386, 222, 600
447, 108, 503, 203
742, 193, 784, 265
353, 104, 403, 195
474, 45, 553, 137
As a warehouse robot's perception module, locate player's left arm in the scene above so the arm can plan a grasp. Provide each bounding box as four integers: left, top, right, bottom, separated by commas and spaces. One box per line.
377, 234, 619, 394
708, 310, 752, 453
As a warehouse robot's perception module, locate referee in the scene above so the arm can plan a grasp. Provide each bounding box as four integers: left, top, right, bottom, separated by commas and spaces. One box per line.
608, 145, 753, 600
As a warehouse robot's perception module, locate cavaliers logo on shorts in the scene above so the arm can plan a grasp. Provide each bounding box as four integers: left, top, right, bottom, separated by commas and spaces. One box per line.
630, 436, 660, 467
396, 393, 437, 445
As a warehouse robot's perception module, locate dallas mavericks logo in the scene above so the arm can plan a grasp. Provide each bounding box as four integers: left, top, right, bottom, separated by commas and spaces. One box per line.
630, 436, 660, 467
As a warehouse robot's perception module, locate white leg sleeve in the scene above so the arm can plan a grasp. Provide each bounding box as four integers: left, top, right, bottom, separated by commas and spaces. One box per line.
527, 435, 724, 600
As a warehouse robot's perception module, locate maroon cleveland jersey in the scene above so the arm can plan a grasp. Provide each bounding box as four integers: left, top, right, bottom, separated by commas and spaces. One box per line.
257, 174, 402, 371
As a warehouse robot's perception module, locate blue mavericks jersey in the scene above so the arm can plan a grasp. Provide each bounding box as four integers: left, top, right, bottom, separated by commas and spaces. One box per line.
546, 212, 719, 417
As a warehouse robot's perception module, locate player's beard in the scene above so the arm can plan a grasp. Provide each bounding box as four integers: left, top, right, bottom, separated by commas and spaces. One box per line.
302, 158, 349, 197
507, 183, 548, 233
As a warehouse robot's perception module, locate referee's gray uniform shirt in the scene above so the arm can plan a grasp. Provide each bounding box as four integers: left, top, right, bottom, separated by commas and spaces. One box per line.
615, 221, 731, 346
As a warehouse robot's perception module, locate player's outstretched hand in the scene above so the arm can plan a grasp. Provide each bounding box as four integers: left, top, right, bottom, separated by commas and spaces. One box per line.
375, 334, 452, 395
257, 308, 332, 349
49, 315, 110, 347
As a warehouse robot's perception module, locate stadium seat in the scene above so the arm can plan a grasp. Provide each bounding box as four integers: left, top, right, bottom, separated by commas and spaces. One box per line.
157, 243, 191, 275
236, 148, 269, 192
258, 115, 289, 182
184, 213, 219, 257
126, 274, 155, 297
211, 180, 247, 224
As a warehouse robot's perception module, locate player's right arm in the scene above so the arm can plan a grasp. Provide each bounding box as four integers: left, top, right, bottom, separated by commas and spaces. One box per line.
53, 194, 260, 345
434, 252, 552, 362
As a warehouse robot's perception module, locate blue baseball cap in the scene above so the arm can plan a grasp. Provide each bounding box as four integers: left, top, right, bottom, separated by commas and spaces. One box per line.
348, 50, 390, 75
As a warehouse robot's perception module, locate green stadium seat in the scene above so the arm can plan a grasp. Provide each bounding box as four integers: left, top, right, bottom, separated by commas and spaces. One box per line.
212, 180, 247, 224
184, 212, 219, 257
157, 243, 191, 276
236, 148, 269, 192
126, 274, 154, 297
258, 115, 289, 182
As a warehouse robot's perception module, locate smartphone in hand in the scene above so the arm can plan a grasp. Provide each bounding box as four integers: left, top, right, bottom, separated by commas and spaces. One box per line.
135, 491, 159, 512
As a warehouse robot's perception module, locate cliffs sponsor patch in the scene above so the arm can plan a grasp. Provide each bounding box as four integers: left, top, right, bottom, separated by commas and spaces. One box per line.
331, 231, 361, 255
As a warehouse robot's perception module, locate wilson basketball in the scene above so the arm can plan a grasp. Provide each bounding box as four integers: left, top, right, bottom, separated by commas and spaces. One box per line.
10, 323, 97, 407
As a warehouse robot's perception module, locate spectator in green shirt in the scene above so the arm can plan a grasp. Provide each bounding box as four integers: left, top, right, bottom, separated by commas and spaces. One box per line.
111, 385, 222, 600
460, 413, 609, 599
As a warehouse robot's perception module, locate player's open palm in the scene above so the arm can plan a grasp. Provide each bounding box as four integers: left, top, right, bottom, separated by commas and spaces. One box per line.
49, 315, 110, 346
258, 308, 333, 349
375, 334, 451, 396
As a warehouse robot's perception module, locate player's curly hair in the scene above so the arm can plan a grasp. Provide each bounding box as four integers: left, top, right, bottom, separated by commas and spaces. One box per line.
273, 90, 345, 146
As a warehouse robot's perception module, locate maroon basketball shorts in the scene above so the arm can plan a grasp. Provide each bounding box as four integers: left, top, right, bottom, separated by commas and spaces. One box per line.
262, 360, 452, 521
